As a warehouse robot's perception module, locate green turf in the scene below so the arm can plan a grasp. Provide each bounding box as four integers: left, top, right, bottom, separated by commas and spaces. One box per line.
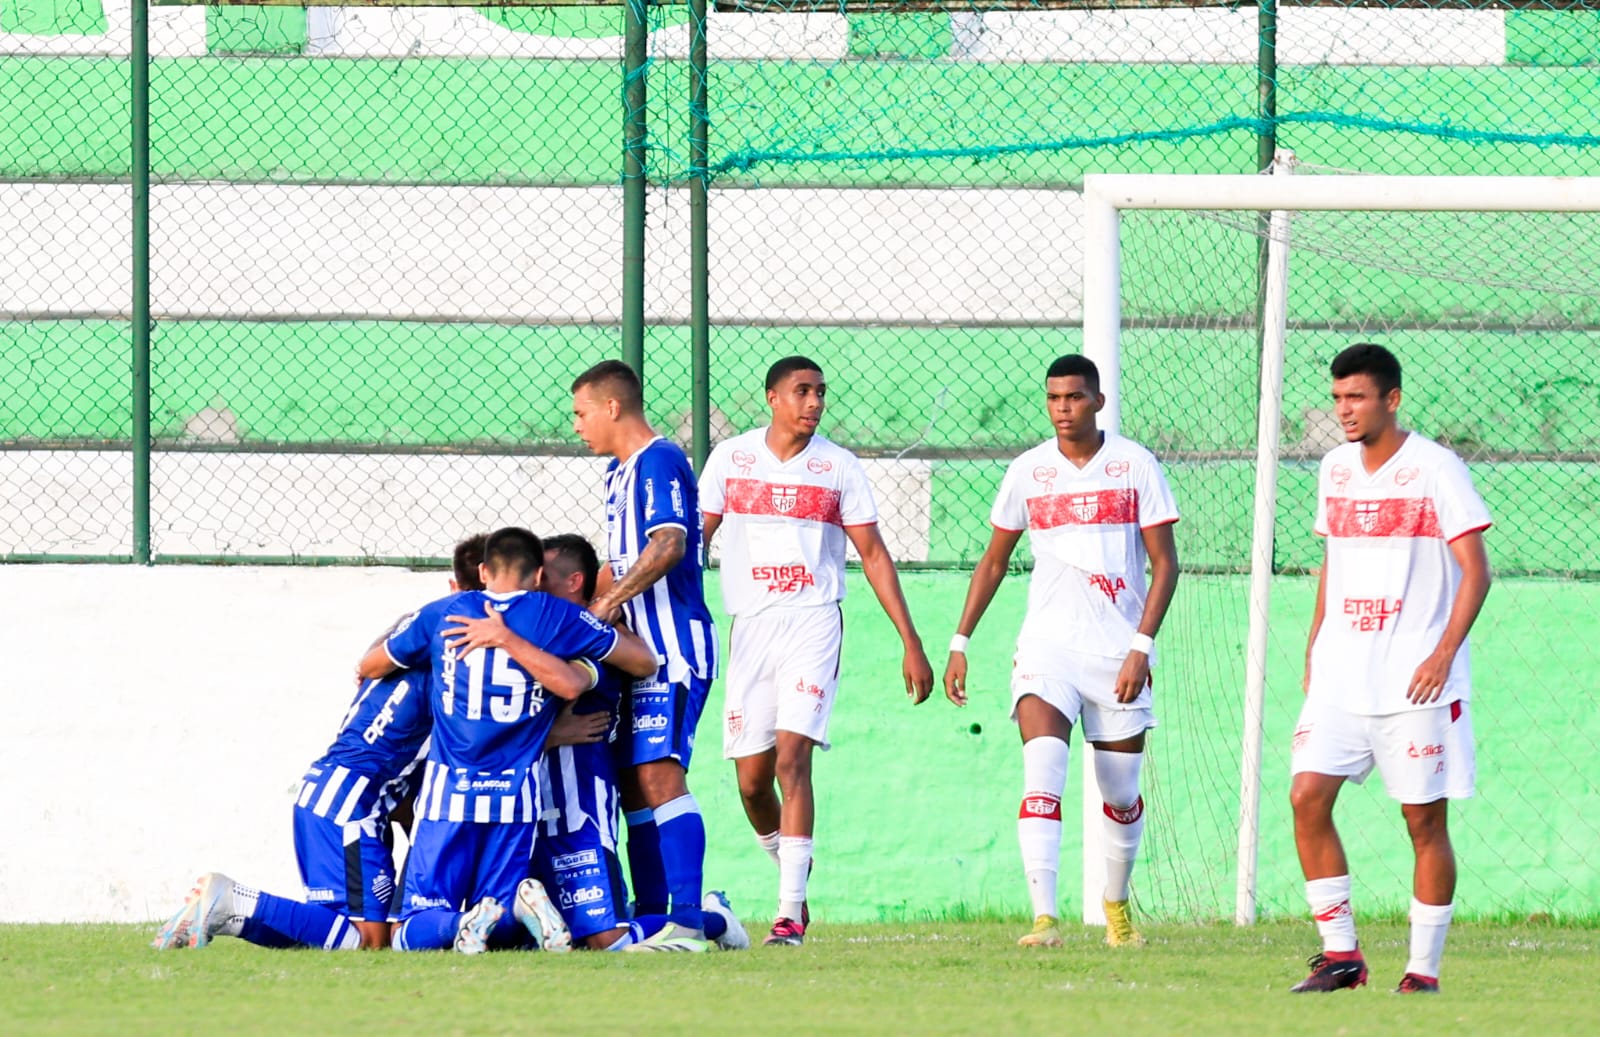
2, 920, 1596, 1035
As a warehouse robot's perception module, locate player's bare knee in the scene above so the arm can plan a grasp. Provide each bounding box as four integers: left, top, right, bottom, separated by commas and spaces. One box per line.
1401, 800, 1450, 844
355, 921, 391, 950
1289, 778, 1337, 821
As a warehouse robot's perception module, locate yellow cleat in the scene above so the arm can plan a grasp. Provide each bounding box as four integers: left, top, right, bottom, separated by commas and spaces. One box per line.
1017, 914, 1064, 948
1103, 898, 1145, 947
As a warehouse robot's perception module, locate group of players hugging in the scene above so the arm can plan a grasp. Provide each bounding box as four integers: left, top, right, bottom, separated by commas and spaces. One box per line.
154, 344, 1491, 992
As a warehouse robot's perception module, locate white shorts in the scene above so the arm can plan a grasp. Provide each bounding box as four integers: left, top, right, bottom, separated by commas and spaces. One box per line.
1010, 638, 1157, 743
1290, 696, 1475, 804
722, 605, 843, 759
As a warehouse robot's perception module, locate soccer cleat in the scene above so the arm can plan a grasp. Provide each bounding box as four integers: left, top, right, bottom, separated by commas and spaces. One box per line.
623, 922, 710, 953
514, 878, 572, 953
1394, 973, 1440, 994
1103, 898, 1146, 947
1290, 950, 1369, 993
1017, 914, 1064, 948
454, 896, 506, 955
702, 890, 750, 951
152, 873, 237, 950
762, 917, 805, 947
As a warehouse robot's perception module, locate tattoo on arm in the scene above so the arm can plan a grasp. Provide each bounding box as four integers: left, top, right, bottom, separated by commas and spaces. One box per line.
601, 527, 687, 610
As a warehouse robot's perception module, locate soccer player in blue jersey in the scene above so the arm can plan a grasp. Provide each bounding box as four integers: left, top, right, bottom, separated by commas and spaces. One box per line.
530, 533, 749, 951
152, 536, 489, 952
361, 527, 659, 953
571, 360, 720, 952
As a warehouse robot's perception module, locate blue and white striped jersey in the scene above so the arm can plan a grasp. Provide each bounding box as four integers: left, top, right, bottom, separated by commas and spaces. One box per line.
385, 589, 620, 824
297, 671, 432, 828
604, 437, 717, 685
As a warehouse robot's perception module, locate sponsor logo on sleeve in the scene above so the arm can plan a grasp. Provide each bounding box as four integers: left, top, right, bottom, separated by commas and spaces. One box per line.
644, 478, 658, 520
669, 477, 685, 517
579, 609, 608, 632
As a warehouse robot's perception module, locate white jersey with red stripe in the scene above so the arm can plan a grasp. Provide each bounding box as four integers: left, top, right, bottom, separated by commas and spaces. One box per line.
700, 428, 878, 618
1310, 432, 1492, 715
992, 434, 1179, 658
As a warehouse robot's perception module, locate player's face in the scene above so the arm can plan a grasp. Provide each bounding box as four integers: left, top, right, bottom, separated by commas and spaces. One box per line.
571, 387, 615, 455
1045, 375, 1103, 444
541, 554, 586, 607
767, 368, 826, 438
1330, 373, 1400, 444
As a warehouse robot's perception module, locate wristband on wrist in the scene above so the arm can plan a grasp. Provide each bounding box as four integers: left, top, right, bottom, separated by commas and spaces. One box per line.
1129, 632, 1155, 656
949, 634, 970, 654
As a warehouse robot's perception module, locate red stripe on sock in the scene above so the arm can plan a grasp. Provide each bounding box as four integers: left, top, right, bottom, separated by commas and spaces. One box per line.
1103, 796, 1144, 825
1019, 794, 1062, 821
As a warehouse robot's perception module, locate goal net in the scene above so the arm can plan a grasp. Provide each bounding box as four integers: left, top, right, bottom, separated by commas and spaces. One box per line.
1102, 167, 1600, 922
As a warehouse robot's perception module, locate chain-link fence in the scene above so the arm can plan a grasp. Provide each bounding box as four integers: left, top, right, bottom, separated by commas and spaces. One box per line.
4, 0, 1599, 919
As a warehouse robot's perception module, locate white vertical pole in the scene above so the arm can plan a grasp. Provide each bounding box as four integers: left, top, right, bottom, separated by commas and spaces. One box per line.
1079, 188, 1121, 926
1236, 151, 1295, 925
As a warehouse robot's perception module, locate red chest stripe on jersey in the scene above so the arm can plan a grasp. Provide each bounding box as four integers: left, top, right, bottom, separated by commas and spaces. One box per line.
723, 478, 843, 526
1325, 497, 1442, 539
1026, 488, 1139, 530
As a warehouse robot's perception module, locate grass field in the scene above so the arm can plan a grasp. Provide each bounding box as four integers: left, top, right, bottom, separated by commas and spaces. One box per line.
3, 919, 1596, 1035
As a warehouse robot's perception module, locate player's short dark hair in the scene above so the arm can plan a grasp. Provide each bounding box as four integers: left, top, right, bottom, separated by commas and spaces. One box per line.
765, 355, 824, 392
482, 527, 544, 582
1330, 343, 1402, 397
542, 533, 601, 602
1045, 354, 1100, 392
571, 359, 644, 414
452, 533, 488, 591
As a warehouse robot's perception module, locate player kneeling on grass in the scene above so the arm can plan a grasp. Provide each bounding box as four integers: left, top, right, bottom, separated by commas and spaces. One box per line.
1289, 344, 1491, 995
700, 356, 935, 947
151, 535, 491, 952
942, 355, 1179, 950
522, 534, 748, 951
360, 527, 660, 953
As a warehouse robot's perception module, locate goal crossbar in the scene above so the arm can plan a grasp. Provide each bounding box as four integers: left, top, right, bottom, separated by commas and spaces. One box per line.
1079, 172, 1600, 926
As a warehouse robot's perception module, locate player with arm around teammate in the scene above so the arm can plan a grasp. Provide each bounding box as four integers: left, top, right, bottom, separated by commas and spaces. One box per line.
150, 535, 491, 953
570, 361, 721, 951
1288, 344, 1491, 995
942, 354, 1179, 950
700, 355, 935, 946
358, 527, 658, 953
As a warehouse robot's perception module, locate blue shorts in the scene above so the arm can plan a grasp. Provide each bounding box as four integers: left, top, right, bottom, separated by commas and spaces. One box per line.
394, 818, 535, 921
618, 674, 710, 770
292, 804, 396, 923
533, 743, 627, 939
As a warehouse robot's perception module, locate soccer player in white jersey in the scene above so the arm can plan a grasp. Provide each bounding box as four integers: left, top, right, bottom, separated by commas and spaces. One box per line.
1288, 344, 1491, 995
942, 354, 1179, 950
571, 360, 720, 952
700, 355, 935, 946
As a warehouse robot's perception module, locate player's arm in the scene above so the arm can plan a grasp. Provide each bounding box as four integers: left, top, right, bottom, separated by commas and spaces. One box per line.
587, 526, 686, 625
1407, 529, 1492, 704
943, 526, 1023, 707
844, 522, 935, 705
545, 700, 609, 747
1304, 546, 1329, 696
701, 511, 723, 553
442, 603, 600, 701
1114, 521, 1179, 704
356, 642, 400, 681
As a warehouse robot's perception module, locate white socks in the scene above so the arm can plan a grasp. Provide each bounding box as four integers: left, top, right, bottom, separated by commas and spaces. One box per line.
777, 836, 813, 922
1094, 750, 1145, 902
1406, 898, 1454, 979
1018, 736, 1069, 918
1306, 875, 1358, 953
756, 830, 782, 868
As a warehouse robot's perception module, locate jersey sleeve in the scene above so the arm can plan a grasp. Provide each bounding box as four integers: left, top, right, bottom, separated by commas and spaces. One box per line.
1135, 456, 1180, 528
636, 443, 695, 536
1435, 453, 1492, 542
989, 458, 1028, 532
698, 443, 729, 516
839, 453, 879, 527
384, 597, 444, 670
545, 597, 624, 664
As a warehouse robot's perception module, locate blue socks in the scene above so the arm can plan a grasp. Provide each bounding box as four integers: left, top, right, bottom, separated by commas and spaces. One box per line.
243, 891, 360, 950
654, 794, 706, 931
624, 808, 670, 916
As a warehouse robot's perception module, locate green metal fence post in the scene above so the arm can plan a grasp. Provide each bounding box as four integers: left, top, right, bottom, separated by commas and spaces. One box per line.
622, 0, 649, 385
689, 0, 710, 472
132, 0, 152, 565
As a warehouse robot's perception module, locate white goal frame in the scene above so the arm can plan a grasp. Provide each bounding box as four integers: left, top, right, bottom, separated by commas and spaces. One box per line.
1078, 170, 1600, 926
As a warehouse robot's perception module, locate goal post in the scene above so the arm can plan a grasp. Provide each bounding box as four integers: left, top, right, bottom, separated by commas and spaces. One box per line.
1081, 170, 1600, 926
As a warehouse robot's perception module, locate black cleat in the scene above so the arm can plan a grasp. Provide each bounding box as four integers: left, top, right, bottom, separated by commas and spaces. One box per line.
1290, 950, 1369, 993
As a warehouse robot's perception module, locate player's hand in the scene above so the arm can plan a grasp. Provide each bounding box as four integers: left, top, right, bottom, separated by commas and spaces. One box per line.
903, 643, 935, 705
1114, 650, 1150, 704
943, 653, 968, 707
1407, 647, 1454, 704
443, 602, 512, 657
546, 702, 609, 747
587, 597, 623, 626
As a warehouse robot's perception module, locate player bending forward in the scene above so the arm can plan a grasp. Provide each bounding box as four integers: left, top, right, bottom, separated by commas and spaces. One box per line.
700, 355, 934, 946
1289, 344, 1491, 995
943, 355, 1179, 949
